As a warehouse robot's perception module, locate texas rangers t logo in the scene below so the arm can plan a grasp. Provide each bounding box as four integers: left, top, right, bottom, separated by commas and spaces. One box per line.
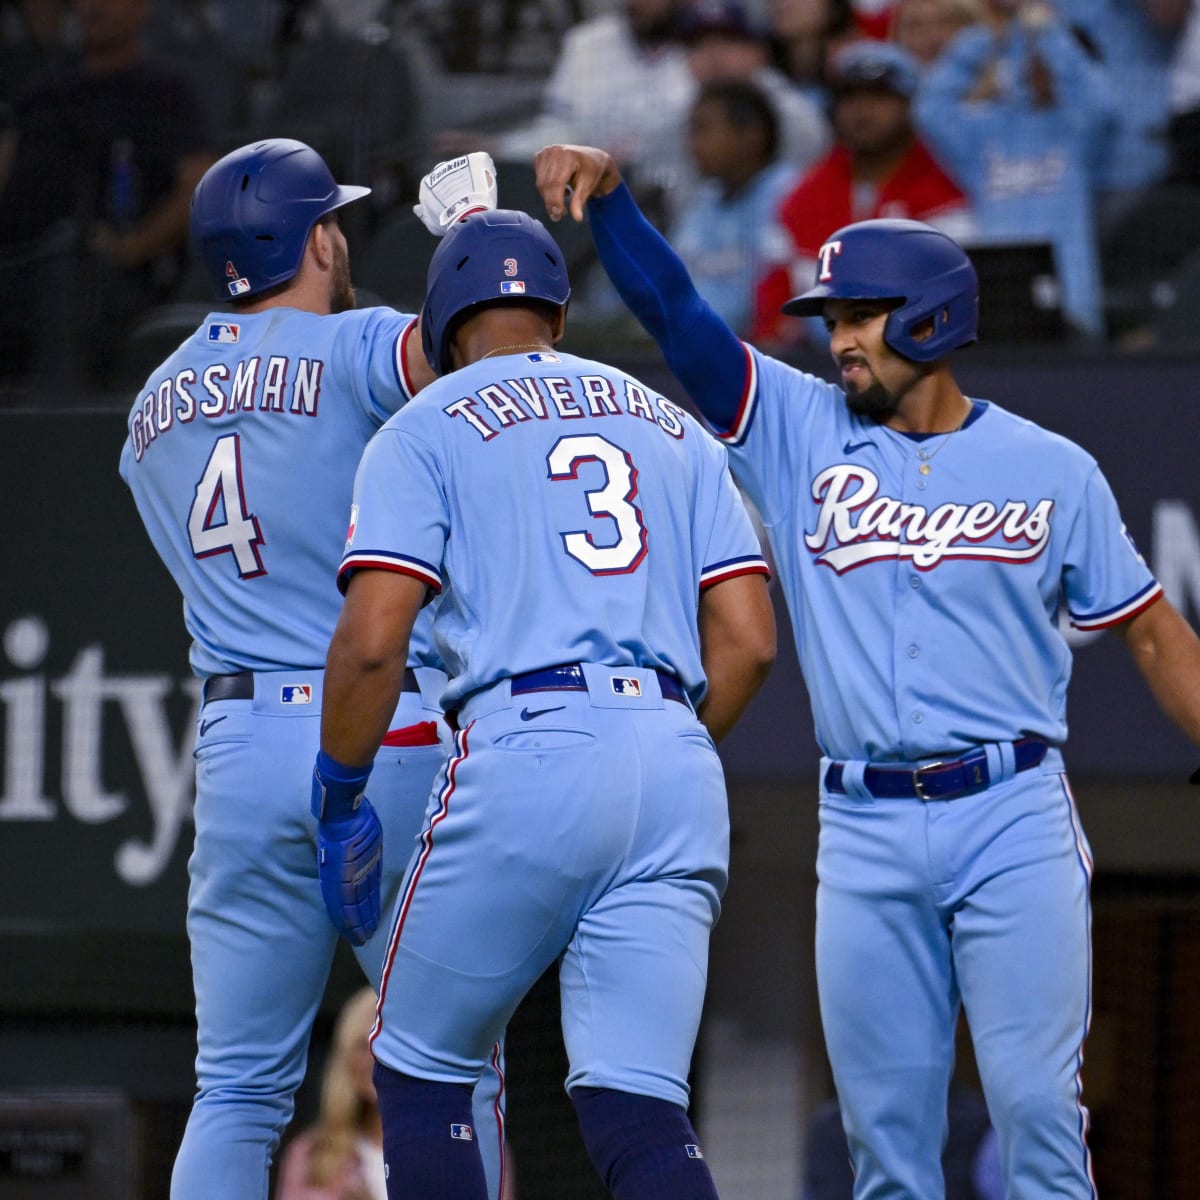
817, 240, 843, 281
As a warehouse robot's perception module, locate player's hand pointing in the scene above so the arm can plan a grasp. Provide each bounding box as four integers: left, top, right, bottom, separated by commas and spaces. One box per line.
534, 145, 623, 224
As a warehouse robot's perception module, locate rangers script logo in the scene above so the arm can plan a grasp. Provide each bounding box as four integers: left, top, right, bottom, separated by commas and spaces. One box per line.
806, 465, 1054, 571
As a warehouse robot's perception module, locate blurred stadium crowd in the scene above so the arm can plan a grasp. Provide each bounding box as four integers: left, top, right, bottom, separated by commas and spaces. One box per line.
1, 0, 1198, 402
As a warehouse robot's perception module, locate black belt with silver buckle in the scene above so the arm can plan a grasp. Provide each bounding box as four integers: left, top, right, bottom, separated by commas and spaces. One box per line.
509, 663, 687, 705
825, 737, 1049, 802
203, 667, 421, 705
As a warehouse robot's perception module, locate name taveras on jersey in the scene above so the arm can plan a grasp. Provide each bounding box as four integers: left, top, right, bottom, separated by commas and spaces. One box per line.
128, 355, 325, 461
807, 464, 1054, 571
443, 373, 689, 441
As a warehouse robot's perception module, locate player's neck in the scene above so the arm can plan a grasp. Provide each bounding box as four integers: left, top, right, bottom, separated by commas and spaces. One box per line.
457, 310, 562, 368
886, 372, 970, 435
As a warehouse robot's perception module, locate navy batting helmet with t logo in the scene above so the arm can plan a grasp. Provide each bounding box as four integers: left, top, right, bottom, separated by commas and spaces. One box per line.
783, 218, 978, 362
422, 208, 571, 374
189, 139, 370, 301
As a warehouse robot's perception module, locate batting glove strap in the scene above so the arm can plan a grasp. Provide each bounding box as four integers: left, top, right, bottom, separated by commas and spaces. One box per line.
413, 152, 498, 236
311, 749, 371, 821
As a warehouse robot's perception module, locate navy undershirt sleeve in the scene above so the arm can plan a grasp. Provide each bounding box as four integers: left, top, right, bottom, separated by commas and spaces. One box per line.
587, 183, 750, 434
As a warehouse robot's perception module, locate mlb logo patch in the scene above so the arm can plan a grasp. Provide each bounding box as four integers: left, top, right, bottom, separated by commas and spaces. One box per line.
280, 684, 313, 705
450, 1124, 475, 1141
500, 280, 526, 294
227, 276, 251, 297
345, 504, 358, 548
611, 677, 642, 698
685, 1144, 704, 1160
527, 351, 560, 363
207, 322, 240, 344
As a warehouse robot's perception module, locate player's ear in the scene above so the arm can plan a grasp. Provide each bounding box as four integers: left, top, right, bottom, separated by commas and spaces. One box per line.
309, 219, 335, 272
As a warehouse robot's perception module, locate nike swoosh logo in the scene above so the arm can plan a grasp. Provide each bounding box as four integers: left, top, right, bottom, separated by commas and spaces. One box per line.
199, 715, 227, 737
520, 705, 565, 721
843, 439, 873, 454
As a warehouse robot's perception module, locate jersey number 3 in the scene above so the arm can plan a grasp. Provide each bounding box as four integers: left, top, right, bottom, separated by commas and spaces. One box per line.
547, 434, 647, 575
188, 434, 266, 578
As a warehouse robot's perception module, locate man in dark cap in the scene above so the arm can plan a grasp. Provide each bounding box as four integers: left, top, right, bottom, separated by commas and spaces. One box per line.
750, 38, 970, 346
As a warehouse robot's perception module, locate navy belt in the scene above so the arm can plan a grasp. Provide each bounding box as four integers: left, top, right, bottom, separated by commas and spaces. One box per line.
509, 663, 687, 706
203, 667, 420, 705
825, 737, 1048, 802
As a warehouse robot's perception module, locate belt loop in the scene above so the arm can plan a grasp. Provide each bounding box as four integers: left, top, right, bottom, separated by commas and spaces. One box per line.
839, 760, 872, 801
993, 741, 1015, 784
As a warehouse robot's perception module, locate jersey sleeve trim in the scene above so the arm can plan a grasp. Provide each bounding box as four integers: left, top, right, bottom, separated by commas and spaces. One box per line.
700, 554, 771, 589
705, 342, 759, 445
1069, 580, 1163, 630
396, 318, 419, 400
337, 553, 442, 595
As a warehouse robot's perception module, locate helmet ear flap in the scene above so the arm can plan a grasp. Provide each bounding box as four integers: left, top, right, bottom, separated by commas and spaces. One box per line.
882, 256, 980, 362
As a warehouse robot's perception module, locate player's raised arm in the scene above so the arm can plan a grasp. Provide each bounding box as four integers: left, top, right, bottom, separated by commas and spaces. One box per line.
533, 143, 751, 435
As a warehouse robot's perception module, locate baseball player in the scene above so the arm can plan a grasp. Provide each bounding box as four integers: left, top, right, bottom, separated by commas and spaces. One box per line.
119, 140, 507, 1200
313, 207, 776, 1198
531, 145, 1200, 1200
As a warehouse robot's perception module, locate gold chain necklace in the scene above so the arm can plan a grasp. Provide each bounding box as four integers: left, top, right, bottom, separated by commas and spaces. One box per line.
916, 420, 965, 475
479, 343, 553, 360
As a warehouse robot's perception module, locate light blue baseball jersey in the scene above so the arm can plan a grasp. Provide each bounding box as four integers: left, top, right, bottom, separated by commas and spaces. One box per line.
718, 348, 1161, 763
120, 304, 508, 1200
339, 348, 769, 709
119, 307, 435, 675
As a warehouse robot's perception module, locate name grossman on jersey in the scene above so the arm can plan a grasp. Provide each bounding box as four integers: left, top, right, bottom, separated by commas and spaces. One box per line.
127, 354, 327, 461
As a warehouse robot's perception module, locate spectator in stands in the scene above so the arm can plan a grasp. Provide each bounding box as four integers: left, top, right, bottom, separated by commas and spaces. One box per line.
766, 0, 859, 104
913, 0, 1116, 340
677, 0, 831, 184
1166, 0, 1200, 187
848, 0, 898, 40
671, 78, 803, 335
275, 987, 387, 1200
750, 39, 969, 347
0, 0, 216, 393
889, 0, 982, 69
433, 0, 694, 214
1054, 0, 1188, 208
0, 0, 70, 112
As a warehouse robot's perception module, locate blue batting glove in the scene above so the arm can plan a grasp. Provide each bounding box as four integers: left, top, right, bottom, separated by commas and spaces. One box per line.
311, 750, 382, 946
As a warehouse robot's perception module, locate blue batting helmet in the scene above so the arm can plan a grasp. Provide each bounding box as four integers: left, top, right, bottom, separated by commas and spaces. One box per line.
421, 208, 571, 374
783, 218, 978, 362
189, 139, 370, 301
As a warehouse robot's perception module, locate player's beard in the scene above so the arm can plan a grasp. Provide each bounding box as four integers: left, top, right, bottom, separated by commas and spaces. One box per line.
845, 378, 899, 422
330, 241, 356, 313
843, 359, 929, 423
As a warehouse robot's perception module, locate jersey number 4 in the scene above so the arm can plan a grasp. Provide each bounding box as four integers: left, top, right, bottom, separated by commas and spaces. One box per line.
547, 434, 647, 575
188, 434, 266, 578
